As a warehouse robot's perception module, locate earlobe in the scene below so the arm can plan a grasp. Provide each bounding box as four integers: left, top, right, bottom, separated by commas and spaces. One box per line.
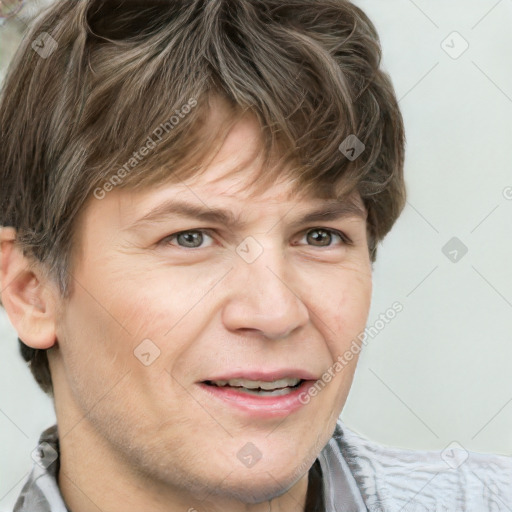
0, 226, 58, 350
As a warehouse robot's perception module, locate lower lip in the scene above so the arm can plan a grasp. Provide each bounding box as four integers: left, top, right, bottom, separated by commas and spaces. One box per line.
197, 380, 316, 418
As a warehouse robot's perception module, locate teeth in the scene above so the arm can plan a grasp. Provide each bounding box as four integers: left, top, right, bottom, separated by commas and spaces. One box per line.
212, 377, 301, 390
235, 387, 295, 397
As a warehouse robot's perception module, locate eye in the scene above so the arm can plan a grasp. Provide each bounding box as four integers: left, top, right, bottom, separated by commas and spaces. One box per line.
298, 227, 352, 248
158, 227, 352, 250
160, 229, 215, 249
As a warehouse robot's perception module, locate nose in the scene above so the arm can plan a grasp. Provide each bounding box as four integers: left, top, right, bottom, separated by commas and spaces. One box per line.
221, 243, 310, 340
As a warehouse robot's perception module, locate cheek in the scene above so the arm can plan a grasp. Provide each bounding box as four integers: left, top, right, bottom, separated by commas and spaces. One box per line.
56, 268, 154, 397
318, 267, 372, 344
56, 286, 183, 425
61, 256, 215, 365
57, 289, 134, 400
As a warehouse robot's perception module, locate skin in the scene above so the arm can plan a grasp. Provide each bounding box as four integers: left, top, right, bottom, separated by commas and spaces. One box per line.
0, 112, 373, 512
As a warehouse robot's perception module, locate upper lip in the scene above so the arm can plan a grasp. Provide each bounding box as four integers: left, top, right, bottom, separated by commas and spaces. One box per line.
201, 369, 318, 382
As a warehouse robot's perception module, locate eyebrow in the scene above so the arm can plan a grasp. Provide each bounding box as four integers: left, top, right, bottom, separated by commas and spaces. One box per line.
126, 198, 367, 231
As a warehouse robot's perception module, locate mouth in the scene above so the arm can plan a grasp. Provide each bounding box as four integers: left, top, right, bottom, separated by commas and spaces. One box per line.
198, 374, 317, 418
202, 377, 305, 397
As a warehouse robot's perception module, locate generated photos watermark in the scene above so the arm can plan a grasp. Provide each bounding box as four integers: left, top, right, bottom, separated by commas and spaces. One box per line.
299, 301, 403, 404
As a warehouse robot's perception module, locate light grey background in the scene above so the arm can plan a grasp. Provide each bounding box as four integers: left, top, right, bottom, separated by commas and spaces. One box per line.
1, 0, 512, 510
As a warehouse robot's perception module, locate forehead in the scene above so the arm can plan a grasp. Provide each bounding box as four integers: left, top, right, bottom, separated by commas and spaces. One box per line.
83, 109, 367, 235
154, 112, 363, 207
114, 151, 367, 231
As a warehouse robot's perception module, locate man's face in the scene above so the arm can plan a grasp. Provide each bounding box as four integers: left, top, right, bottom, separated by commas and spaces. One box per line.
49, 113, 372, 504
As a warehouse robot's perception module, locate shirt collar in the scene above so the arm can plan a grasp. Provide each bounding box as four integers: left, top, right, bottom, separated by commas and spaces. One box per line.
318, 422, 368, 511
13, 424, 69, 512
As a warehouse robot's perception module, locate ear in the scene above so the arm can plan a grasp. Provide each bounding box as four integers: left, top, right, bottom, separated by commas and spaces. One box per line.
0, 226, 58, 349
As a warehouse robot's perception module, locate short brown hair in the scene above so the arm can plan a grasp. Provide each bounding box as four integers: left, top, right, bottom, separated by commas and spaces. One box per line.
0, 0, 406, 396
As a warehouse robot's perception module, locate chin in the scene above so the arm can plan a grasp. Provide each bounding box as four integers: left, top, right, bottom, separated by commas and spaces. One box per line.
207, 473, 298, 504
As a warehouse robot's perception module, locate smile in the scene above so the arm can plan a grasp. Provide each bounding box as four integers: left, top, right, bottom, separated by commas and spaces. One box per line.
199, 378, 317, 418
205, 377, 303, 396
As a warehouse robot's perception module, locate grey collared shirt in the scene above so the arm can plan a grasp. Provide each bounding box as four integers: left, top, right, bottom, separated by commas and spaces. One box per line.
13, 420, 512, 511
